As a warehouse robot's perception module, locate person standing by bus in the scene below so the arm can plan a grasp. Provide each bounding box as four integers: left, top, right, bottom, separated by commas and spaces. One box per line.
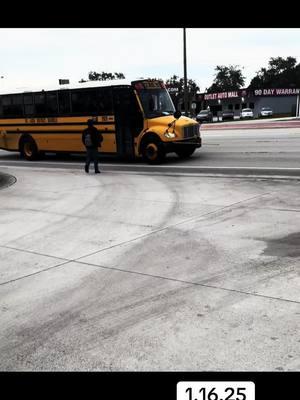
82, 119, 103, 174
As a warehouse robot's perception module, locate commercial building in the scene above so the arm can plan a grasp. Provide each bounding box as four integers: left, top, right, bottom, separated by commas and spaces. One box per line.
168, 87, 300, 118
198, 88, 300, 118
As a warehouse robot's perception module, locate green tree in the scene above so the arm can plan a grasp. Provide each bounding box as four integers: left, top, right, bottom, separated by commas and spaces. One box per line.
165, 75, 200, 111
166, 75, 200, 95
114, 72, 126, 79
207, 65, 245, 92
79, 71, 125, 82
249, 57, 300, 88
88, 71, 125, 81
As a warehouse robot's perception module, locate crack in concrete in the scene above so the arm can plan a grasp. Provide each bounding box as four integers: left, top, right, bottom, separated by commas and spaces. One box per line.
74, 259, 300, 306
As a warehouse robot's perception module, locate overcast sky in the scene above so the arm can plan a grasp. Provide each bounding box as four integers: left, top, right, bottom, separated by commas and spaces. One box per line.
1, 28, 300, 93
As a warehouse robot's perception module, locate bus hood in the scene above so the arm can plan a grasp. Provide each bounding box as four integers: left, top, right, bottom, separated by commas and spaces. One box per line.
146, 115, 198, 133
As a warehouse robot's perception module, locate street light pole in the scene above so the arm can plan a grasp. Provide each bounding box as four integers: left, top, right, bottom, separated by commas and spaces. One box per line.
183, 28, 188, 115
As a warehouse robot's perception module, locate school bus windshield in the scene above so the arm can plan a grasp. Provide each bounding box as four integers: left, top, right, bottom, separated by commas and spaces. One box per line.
137, 88, 175, 118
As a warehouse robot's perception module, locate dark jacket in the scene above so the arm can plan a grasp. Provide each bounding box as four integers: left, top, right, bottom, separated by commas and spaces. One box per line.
82, 126, 103, 148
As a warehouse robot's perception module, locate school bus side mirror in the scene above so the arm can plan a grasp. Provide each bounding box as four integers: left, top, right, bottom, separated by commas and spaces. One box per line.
174, 111, 182, 119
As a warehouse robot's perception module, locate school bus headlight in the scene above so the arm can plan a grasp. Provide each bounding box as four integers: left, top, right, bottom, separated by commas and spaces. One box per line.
164, 132, 177, 139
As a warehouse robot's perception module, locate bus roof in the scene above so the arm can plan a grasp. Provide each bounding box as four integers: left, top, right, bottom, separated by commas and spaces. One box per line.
0, 79, 134, 95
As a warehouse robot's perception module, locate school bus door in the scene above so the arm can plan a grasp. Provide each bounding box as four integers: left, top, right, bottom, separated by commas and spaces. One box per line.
112, 88, 143, 158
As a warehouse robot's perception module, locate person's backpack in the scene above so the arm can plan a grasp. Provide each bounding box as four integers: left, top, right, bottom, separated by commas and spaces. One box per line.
84, 132, 92, 147
98, 133, 103, 146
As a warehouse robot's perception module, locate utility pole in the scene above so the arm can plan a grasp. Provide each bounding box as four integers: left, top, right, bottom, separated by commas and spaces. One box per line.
183, 28, 188, 115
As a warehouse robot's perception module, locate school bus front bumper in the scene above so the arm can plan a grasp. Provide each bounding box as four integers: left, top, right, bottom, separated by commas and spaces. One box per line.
162, 137, 202, 153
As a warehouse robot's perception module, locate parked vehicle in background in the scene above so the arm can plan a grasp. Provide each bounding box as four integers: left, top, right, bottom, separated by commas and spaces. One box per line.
221, 110, 234, 121
240, 108, 254, 119
196, 110, 213, 123
259, 107, 273, 117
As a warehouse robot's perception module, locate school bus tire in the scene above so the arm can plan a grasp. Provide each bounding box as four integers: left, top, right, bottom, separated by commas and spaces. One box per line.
175, 146, 196, 159
140, 136, 166, 164
19, 136, 39, 161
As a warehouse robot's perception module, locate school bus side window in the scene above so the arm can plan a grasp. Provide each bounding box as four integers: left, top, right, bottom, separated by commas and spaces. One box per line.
71, 89, 113, 115
1, 96, 12, 116
24, 94, 34, 115
1, 95, 23, 117
34, 93, 46, 115
58, 91, 71, 114
46, 92, 58, 115
87, 90, 100, 114
148, 96, 155, 112
71, 90, 94, 114
2, 96, 11, 106
97, 89, 113, 115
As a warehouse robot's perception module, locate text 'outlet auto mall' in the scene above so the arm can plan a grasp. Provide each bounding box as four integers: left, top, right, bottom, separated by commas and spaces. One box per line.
168, 87, 300, 118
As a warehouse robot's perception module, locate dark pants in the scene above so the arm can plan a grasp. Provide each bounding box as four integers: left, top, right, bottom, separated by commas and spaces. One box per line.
85, 147, 99, 172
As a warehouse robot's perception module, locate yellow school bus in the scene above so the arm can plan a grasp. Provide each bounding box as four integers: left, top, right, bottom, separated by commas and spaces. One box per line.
0, 79, 201, 164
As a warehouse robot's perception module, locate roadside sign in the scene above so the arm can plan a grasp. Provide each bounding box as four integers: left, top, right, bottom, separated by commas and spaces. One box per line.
59, 79, 70, 85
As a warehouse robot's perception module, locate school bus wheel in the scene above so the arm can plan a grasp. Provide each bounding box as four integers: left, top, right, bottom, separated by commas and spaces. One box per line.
141, 136, 166, 164
20, 136, 39, 161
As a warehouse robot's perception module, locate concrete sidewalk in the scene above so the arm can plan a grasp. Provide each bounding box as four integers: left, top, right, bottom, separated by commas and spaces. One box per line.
0, 167, 299, 371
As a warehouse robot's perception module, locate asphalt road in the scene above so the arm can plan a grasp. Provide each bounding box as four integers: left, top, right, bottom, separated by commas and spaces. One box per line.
199, 127, 300, 169
1, 124, 300, 174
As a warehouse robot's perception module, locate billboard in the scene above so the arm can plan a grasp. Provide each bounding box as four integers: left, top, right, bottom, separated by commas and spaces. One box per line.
204, 90, 247, 100
253, 88, 300, 96
203, 88, 300, 100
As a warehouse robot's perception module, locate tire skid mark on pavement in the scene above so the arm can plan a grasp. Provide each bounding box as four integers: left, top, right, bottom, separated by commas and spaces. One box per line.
0, 191, 272, 287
